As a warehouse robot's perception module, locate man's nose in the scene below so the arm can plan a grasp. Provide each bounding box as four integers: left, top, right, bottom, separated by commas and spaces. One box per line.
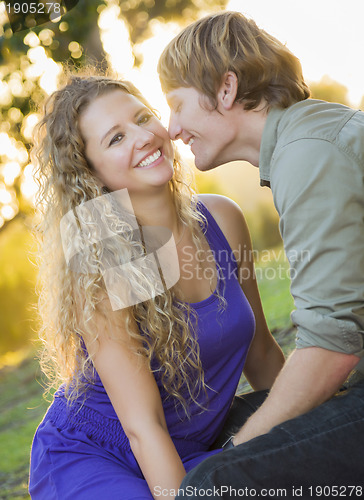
168, 112, 182, 141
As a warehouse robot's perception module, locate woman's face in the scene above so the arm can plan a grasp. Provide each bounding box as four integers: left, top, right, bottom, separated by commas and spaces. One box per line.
79, 89, 174, 194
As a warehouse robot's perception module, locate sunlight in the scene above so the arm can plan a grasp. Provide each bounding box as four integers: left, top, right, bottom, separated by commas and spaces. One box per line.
0, 80, 12, 106
0, 0, 7, 34
0, 181, 18, 220
132, 20, 193, 161
21, 113, 40, 142
0, 347, 32, 370
227, 0, 364, 106
21, 163, 38, 203
98, 2, 134, 75
39, 58, 62, 94
0, 132, 17, 159
0, 185, 12, 204
25, 45, 61, 94
0, 131, 29, 169
132, 20, 180, 125
2, 161, 21, 186
98, 4, 192, 160
24, 31, 40, 48
8, 72, 26, 97
8, 107, 23, 123
1, 203, 17, 221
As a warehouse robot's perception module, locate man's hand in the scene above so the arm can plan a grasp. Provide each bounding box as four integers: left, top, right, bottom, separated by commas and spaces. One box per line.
234, 347, 359, 445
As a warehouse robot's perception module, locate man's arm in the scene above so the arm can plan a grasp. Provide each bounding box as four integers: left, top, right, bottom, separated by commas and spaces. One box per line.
233, 133, 364, 444
234, 346, 359, 444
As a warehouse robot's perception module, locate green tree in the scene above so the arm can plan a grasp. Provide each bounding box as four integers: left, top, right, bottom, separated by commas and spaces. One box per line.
0, 0, 228, 353
0, 0, 228, 232
309, 75, 349, 106
245, 201, 282, 252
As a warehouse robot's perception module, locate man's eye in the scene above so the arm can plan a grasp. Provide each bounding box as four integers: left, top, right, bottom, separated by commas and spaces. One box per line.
109, 134, 124, 146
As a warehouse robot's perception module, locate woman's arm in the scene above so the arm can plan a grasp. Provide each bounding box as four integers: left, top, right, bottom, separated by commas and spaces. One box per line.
84, 302, 185, 500
199, 194, 285, 390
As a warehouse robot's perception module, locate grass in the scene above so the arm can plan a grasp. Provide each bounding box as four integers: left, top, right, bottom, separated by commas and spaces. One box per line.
255, 247, 295, 333
0, 245, 296, 499
0, 353, 48, 500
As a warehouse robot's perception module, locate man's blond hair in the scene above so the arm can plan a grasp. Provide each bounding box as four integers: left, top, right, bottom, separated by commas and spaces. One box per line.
158, 11, 310, 110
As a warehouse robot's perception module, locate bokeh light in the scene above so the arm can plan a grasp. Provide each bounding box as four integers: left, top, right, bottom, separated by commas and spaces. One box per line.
21, 163, 38, 204
98, 2, 191, 159
1, 0, 364, 219
227, 0, 364, 107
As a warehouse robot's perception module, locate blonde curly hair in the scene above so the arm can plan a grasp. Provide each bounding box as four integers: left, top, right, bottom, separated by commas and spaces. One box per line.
32, 71, 215, 415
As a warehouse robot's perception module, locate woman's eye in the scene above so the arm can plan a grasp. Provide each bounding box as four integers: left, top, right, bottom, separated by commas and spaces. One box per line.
109, 133, 124, 146
138, 113, 153, 125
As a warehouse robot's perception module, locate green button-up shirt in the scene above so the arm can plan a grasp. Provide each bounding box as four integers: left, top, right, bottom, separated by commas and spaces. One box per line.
259, 99, 364, 373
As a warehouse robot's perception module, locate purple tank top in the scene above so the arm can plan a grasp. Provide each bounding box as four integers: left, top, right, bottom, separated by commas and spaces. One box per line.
159, 200, 256, 455
54, 201, 255, 458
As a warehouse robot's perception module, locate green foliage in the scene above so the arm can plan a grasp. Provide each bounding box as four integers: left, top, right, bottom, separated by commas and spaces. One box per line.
195, 169, 226, 196
309, 75, 349, 106
119, 0, 228, 47
245, 202, 282, 252
0, 217, 38, 354
0, 0, 108, 143
0, 0, 229, 232
1, 0, 106, 64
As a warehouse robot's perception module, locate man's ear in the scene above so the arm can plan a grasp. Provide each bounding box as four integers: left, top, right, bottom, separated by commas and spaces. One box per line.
217, 71, 238, 111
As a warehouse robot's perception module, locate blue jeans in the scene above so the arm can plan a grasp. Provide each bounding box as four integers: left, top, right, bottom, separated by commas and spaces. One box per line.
177, 380, 364, 499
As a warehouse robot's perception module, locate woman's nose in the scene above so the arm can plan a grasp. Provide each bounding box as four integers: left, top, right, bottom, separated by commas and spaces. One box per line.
134, 127, 154, 149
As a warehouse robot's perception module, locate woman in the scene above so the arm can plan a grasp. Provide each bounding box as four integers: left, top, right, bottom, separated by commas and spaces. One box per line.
29, 72, 284, 499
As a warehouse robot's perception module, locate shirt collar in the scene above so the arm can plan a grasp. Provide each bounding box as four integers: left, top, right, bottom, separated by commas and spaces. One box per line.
259, 107, 286, 188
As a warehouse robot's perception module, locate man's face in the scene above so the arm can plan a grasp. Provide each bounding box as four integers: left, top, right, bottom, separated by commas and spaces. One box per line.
166, 87, 237, 171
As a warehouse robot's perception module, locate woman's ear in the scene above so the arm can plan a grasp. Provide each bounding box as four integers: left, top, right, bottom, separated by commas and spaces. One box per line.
217, 71, 238, 111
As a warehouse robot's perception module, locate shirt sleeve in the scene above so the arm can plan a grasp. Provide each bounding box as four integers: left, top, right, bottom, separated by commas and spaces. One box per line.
270, 137, 364, 359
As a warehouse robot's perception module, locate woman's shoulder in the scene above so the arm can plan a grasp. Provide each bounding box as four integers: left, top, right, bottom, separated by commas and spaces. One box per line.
198, 193, 247, 236
198, 194, 251, 266
198, 193, 242, 218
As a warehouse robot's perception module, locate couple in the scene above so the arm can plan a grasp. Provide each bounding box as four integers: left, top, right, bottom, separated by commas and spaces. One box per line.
29, 11, 364, 499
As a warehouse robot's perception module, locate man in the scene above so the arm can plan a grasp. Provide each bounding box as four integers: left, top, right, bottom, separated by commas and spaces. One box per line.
158, 11, 364, 496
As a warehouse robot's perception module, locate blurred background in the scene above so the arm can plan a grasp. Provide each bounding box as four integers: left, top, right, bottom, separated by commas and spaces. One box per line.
0, 0, 363, 497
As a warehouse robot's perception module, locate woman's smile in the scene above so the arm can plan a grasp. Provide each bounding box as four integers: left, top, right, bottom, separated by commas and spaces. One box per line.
79, 89, 174, 192
135, 148, 163, 169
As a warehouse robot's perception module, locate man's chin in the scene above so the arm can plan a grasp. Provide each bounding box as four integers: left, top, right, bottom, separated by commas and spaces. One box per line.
194, 156, 219, 172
